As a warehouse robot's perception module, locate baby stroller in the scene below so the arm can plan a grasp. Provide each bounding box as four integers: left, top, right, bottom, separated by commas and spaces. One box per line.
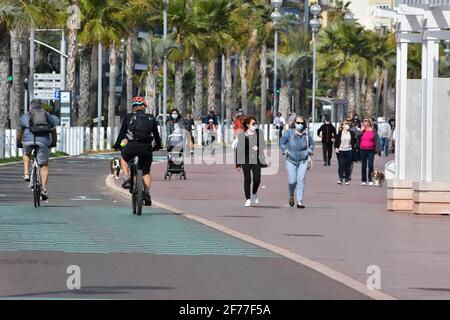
164, 132, 186, 180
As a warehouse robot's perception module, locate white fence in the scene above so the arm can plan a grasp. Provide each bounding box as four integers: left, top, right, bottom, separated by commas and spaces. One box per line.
0, 123, 323, 159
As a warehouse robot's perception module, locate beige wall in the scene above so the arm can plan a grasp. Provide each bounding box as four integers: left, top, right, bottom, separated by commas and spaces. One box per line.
346, 0, 394, 30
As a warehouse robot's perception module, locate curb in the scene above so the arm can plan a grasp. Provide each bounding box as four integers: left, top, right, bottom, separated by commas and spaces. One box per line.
105, 175, 396, 301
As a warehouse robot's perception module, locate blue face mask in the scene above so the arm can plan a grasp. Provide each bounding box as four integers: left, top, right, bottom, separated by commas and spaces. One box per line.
296, 124, 304, 131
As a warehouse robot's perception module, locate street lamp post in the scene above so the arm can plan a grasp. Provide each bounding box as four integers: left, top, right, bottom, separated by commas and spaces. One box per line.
309, 4, 321, 129
271, 0, 282, 116
163, 0, 169, 146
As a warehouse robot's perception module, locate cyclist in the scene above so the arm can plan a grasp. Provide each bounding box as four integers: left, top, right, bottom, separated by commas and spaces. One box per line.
17, 99, 57, 201
113, 97, 162, 206
204, 118, 216, 145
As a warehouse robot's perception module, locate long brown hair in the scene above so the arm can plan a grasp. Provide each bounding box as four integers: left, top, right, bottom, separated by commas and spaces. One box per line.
243, 116, 257, 131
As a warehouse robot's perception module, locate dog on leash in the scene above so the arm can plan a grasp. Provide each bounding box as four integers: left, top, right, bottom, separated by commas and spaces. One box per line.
110, 158, 121, 179
371, 170, 385, 187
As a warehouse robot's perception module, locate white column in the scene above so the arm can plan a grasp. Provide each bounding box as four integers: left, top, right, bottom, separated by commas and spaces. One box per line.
85, 127, 91, 152
70, 128, 76, 156
93, 127, 98, 151
10, 130, 17, 158
79, 127, 84, 154
99, 127, 105, 151
395, 38, 408, 180
217, 124, 222, 144
264, 124, 269, 142
5, 129, 11, 158
113, 126, 119, 143
421, 38, 439, 182
63, 127, 69, 154
197, 125, 202, 146
0, 129, 5, 159
56, 126, 62, 152
106, 127, 112, 150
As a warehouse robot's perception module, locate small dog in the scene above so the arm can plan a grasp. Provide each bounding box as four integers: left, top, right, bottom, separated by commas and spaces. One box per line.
110, 158, 121, 179
371, 170, 385, 187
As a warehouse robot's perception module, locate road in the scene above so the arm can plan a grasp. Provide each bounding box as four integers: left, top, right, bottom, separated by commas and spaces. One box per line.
0, 155, 368, 299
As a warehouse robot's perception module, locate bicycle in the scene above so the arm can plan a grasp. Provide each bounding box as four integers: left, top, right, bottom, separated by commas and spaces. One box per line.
29, 146, 42, 208
128, 156, 144, 216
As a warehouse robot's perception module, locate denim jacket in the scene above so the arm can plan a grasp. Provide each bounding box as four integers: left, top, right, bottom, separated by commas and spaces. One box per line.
280, 129, 315, 165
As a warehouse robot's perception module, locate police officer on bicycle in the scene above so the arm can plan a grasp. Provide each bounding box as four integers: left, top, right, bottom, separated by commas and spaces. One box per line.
114, 97, 162, 206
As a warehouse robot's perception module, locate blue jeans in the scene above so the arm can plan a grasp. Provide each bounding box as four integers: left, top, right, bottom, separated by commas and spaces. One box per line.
286, 160, 309, 202
360, 149, 375, 183
380, 137, 389, 156
337, 150, 353, 181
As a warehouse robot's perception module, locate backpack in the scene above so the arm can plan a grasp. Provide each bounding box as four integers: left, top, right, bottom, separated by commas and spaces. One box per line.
29, 109, 50, 135
127, 112, 154, 142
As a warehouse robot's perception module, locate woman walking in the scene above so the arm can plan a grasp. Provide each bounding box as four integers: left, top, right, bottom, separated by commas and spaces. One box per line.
235, 117, 266, 207
335, 120, 356, 185
356, 118, 381, 186
280, 116, 315, 209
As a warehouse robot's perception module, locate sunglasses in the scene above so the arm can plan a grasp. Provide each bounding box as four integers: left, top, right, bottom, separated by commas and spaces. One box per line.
364, 119, 370, 122
295, 122, 305, 125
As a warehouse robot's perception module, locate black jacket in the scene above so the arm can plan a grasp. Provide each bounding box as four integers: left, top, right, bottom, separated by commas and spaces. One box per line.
334, 130, 357, 150
235, 129, 266, 168
113, 110, 161, 150
317, 123, 336, 143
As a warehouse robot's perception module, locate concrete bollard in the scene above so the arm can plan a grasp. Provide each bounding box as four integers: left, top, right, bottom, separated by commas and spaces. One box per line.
5, 129, 11, 158
85, 127, 91, 152
0, 129, 5, 159
99, 127, 105, 151
106, 127, 112, 150
11, 129, 17, 158
93, 127, 98, 152
197, 125, 202, 146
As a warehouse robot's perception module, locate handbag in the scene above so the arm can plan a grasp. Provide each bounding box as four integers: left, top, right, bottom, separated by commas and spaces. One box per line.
256, 129, 268, 168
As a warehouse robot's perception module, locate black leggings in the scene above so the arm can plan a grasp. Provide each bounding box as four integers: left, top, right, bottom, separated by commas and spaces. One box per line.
242, 164, 261, 200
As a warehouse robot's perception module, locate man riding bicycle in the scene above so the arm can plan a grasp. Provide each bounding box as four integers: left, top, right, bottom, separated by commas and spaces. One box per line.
17, 99, 57, 201
113, 97, 162, 206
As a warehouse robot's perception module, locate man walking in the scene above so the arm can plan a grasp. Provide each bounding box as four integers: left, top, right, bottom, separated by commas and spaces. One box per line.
317, 118, 336, 166
377, 117, 392, 157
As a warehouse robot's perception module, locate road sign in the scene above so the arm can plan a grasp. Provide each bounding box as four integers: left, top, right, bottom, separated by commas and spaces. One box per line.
54, 91, 60, 100
34, 89, 58, 100
34, 73, 63, 81
33, 81, 62, 89
59, 90, 72, 127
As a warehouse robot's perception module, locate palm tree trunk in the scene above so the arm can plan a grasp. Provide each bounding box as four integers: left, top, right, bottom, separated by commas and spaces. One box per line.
144, 70, 156, 114
225, 50, 233, 131
337, 76, 346, 100
260, 43, 267, 125
175, 61, 184, 114
89, 44, 98, 120
126, 33, 134, 113
66, 1, 78, 125
78, 46, 92, 127
9, 27, 22, 129
0, 29, 10, 129
279, 84, 289, 118
239, 52, 248, 114
207, 58, 216, 111
365, 78, 374, 118
108, 44, 117, 128
383, 69, 389, 117
355, 69, 361, 116
232, 52, 238, 110
348, 76, 356, 115
194, 59, 203, 121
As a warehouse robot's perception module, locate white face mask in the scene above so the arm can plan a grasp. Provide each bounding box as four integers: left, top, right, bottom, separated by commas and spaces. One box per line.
171, 114, 178, 120
249, 124, 256, 131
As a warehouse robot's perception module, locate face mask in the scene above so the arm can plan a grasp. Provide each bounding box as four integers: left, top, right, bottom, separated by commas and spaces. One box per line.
171, 114, 178, 120
249, 125, 256, 131
296, 124, 304, 131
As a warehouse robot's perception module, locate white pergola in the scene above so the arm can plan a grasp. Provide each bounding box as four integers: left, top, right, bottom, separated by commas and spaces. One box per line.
375, 1, 450, 214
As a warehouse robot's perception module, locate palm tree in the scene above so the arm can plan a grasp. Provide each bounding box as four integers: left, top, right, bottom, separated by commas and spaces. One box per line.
137, 34, 167, 114
66, 0, 79, 125
1, 0, 58, 129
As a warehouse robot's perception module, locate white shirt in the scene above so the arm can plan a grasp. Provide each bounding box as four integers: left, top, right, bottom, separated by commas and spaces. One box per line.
339, 131, 352, 152
273, 116, 285, 127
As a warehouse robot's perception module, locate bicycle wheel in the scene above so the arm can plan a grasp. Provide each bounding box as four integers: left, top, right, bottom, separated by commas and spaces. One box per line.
32, 167, 40, 207
131, 168, 137, 214
136, 170, 144, 216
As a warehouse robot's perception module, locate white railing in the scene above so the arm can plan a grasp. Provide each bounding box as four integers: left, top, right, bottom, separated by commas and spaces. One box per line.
0, 122, 325, 159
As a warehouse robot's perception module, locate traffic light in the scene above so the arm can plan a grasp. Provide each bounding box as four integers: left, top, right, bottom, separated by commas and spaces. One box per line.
7, 58, 12, 83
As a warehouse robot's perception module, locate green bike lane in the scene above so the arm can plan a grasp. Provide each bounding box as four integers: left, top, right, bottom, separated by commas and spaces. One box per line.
0, 155, 368, 299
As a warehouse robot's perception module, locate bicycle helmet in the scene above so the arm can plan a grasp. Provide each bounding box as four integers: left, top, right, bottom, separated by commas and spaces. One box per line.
131, 96, 147, 109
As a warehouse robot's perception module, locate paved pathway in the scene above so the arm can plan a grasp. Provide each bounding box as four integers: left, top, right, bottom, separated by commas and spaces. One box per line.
0, 156, 367, 299
117, 144, 450, 300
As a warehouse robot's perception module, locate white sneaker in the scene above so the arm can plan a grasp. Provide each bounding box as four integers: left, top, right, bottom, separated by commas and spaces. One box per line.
251, 194, 259, 204
337, 180, 343, 185
361, 182, 366, 186
245, 199, 251, 207
369, 181, 374, 186
345, 181, 350, 185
